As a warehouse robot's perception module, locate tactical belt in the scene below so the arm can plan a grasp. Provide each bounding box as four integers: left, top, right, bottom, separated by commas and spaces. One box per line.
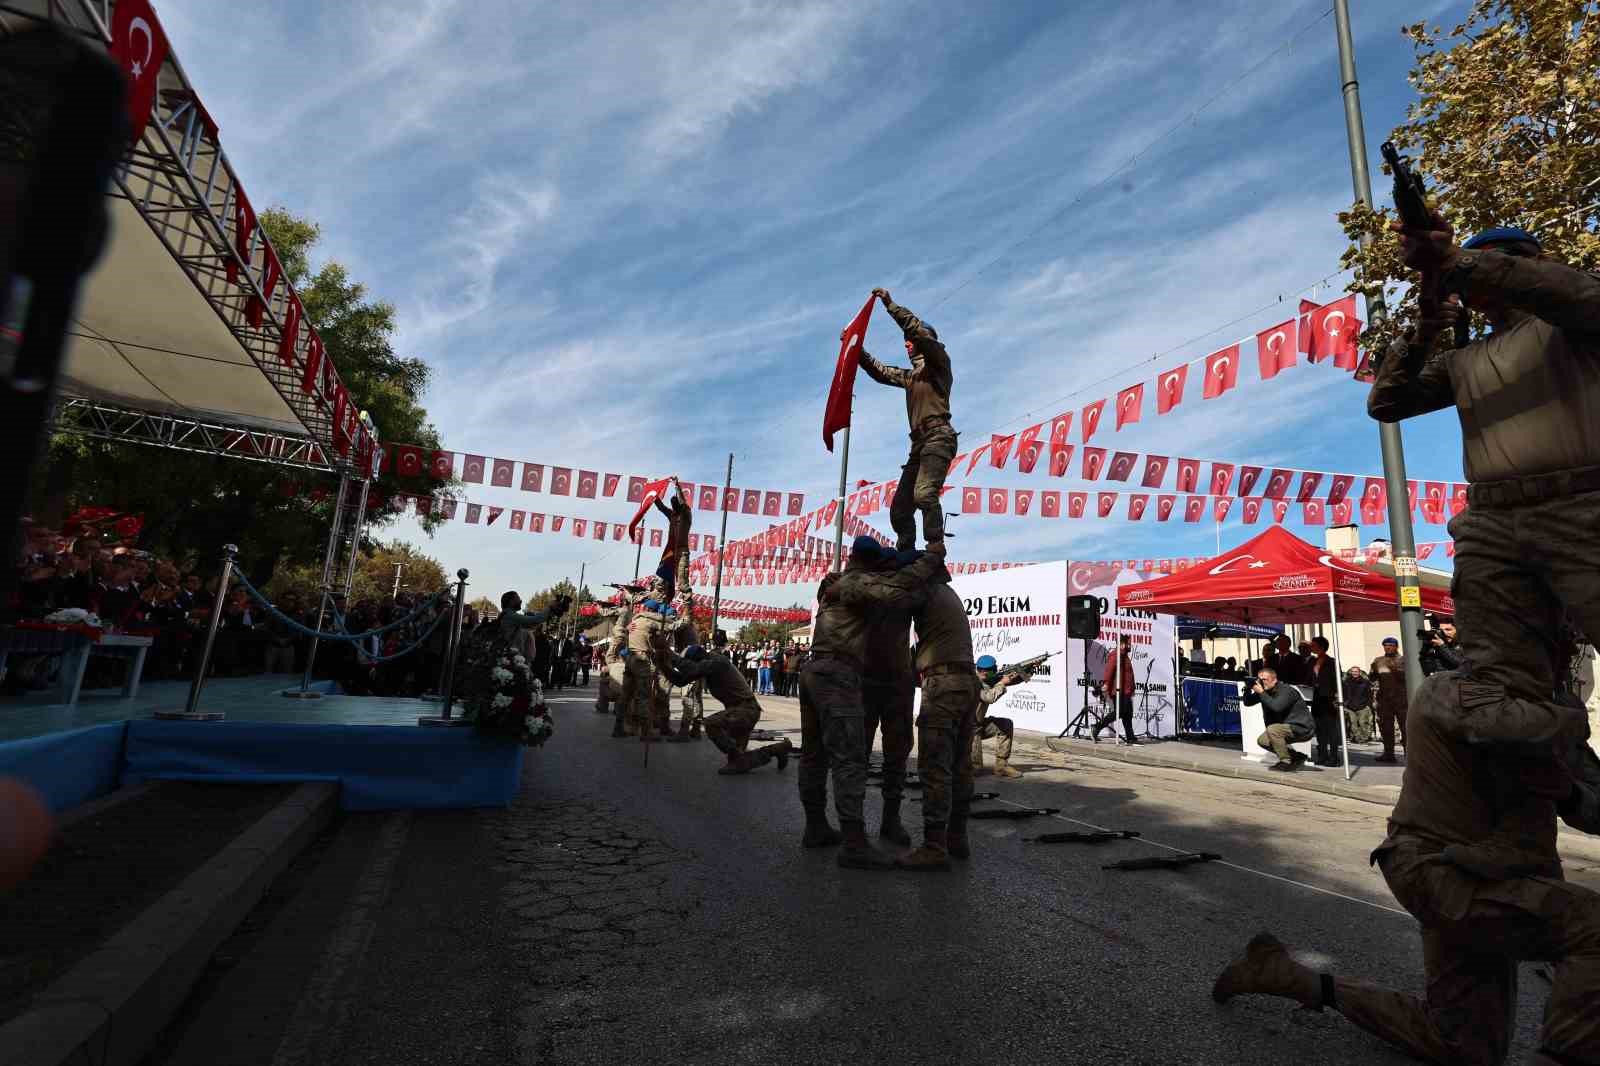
920, 661, 975, 680
1468, 464, 1600, 508
912, 414, 953, 438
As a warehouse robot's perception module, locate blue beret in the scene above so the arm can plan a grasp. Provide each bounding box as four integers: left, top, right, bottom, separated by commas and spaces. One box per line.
850, 535, 885, 560
1463, 226, 1540, 250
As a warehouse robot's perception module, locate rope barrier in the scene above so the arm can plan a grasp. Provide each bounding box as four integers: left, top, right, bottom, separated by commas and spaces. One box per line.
355, 603, 455, 665
231, 569, 452, 644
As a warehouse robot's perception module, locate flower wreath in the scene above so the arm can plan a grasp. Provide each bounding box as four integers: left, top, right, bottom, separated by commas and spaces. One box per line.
458, 633, 553, 747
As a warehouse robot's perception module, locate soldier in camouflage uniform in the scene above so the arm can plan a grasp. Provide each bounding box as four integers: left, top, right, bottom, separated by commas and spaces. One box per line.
858, 289, 957, 552
593, 603, 626, 718
667, 548, 704, 742
1369, 639, 1408, 762
620, 579, 670, 742
971, 656, 1023, 779
665, 643, 790, 774
861, 600, 916, 845
800, 537, 942, 869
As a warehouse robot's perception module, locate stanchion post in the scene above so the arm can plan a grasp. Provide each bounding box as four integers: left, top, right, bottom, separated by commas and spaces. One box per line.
420, 568, 472, 727
284, 473, 351, 699
156, 544, 235, 721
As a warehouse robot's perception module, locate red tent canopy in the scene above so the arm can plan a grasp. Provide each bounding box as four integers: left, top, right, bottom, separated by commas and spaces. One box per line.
1116, 526, 1454, 624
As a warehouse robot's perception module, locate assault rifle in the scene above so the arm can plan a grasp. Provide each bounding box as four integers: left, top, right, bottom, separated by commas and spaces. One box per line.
996, 650, 1062, 683
1381, 141, 1470, 353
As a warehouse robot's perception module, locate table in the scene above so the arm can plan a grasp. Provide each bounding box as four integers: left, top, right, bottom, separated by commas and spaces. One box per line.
0, 627, 153, 707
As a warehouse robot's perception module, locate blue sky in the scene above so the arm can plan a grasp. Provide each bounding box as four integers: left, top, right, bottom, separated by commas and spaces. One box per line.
158, 0, 1472, 602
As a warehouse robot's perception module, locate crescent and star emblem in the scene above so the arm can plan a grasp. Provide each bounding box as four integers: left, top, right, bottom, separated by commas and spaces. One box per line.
129, 18, 154, 78
1268, 330, 1287, 353
1163, 373, 1181, 395
1323, 310, 1346, 337
1213, 356, 1231, 378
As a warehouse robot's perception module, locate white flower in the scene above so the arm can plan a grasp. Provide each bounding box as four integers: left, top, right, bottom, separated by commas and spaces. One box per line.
512, 654, 527, 667
491, 666, 513, 685
491, 693, 512, 709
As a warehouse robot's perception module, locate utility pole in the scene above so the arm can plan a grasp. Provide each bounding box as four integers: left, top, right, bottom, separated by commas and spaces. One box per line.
1334, 0, 1425, 697
711, 452, 733, 638
391, 562, 404, 600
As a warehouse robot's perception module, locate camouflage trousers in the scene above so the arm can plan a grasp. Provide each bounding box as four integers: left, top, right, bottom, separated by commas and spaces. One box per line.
916, 672, 980, 829
970, 715, 1013, 768
704, 697, 761, 755
1337, 835, 1600, 1065
889, 422, 957, 550
680, 680, 704, 730
605, 660, 627, 726
862, 677, 914, 803
595, 663, 620, 715
798, 658, 868, 826
620, 656, 660, 735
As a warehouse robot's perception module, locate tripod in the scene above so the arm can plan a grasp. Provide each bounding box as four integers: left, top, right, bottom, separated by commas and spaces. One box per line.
1136, 659, 1163, 739
1060, 639, 1101, 740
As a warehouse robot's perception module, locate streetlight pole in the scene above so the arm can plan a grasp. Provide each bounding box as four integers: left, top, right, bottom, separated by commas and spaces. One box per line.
711, 452, 733, 638
1333, 0, 1425, 697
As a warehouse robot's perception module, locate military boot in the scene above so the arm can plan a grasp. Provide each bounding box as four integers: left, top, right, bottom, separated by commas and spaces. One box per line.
993, 757, 1022, 780
837, 822, 896, 869
896, 827, 951, 871
666, 721, 693, 743
1211, 932, 1326, 1008
689, 719, 704, 740
878, 799, 912, 846
717, 754, 753, 775
802, 808, 843, 848
946, 811, 970, 860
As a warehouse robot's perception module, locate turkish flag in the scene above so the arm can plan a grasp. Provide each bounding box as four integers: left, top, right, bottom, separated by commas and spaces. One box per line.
550, 467, 572, 495
1242, 498, 1263, 524
230, 191, 256, 287
393, 445, 425, 479
825, 295, 875, 451
111, 0, 172, 143
704, 535, 716, 552
989, 489, 1009, 514
1446, 542, 1457, 558
1184, 497, 1205, 522
626, 476, 647, 503
1209, 462, 1235, 496
1237, 466, 1264, 496
1326, 474, 1354, 505
724, 487, 741, 513
1360, 501, 1384, 525
529, 513, 544, 532
961, 486, 982, 514
650, 529, 663, 547
1014, 424, 1044, 473
520, 463, 544, 492
1015, 489, 1034, 516
990, 433, 1017, 468
865, 485, 882, 514
1450, 483, 1469, 516
821, 498, 838, 524
1156, 495, 1176, 521
465, 503, 482, 523
1081, 447, 1107, 480
551, 515, 564, 532
788, 493, 804, 515
1417, 543, 1435, 560
460, 455, 486, 484
1049, 444, 1074, 478
1203, 345, 1240, 398
964, 443, 993, 475
1307, 296, 1360, 368
1256, 319, 1297, 380
1172, 458, 1199, 494
1041, 491, 1061, 518
1067, 492, 1088, 518
616, 524, 626, 541
578, 470, 599, 499
763, 492, 782, 516
1141, 455, 1169, 489
698, 485, 719, 511
741, 490, 760, 514
1272, 500, 1290, 524
1097, 492, 1118, 518
574, 519, 588, 538
593, 521, 607, 541
486, 506, 504, 526
277, 297, 301, 365
1263, 468, 1293, 499
1156, 365, 1188, 414
603, 473, 622, 497
1213, 497, 1234, 522
1332, 501, 1353, 525
628, 476, 673, 540
1115, 384, 1144, 429
1407, 480, 1420, 512
1128, 494, 1149, 520
1081, 399, 1106, 443
246, 249, 281, 329
300, 334, 323, 394
1296, 472, 1323, 502
1050, 412, 1073, 445
510, 510, 525, 530
1304, 500, 1327, 525
1362, 477, 1388, 510
1108, 452, 1137, 481
1424, 480, 1447, 511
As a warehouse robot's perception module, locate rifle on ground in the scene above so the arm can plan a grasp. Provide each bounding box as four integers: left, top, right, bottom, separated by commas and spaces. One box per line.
1102, 852, 1220, 872
1381, 140, 1470, 353
912, 791, 1000, 804
1026, 830, 1140, 845
967, 807, 1059, 820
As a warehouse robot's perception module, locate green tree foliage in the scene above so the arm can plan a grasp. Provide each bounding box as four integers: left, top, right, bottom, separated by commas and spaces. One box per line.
735, 617, 806, 645
468, 595, 500, 620
1340, 1, 1600, 354
263, 540, 448, 607
38, 207, 450, 583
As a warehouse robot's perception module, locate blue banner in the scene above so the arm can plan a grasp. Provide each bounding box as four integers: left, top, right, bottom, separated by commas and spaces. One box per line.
1181, 676, 1243, 735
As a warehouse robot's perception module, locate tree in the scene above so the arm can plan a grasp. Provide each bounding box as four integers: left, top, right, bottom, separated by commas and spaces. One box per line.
736, 618, 804, 645
525, 580, 596, 631
37, 206, 451, 584
1340, 1, 1600, 355
468, 595, 500, 620
264, 540, 448, 607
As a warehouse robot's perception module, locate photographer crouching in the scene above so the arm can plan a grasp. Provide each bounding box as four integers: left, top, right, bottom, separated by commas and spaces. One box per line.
1241, 667, 1313, 772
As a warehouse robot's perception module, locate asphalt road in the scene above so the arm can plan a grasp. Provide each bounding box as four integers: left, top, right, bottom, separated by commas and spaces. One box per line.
150, 681, 1595, 1066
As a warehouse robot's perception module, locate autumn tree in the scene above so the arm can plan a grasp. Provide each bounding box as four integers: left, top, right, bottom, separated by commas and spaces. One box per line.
264, 540, 448, 606
468, 595, 500, 620
1340, 1, 1599, 354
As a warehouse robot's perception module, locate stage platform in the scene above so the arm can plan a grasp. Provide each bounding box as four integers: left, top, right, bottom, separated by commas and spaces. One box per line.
0, 675, 522, 814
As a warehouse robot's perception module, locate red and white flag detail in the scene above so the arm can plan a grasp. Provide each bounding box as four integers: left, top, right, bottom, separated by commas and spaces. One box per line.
989, 489, 1009, 515
577, 470, 599, 499
990, 433, 1017, 467
1016, 424, 1044, 473
520, 463, 543, 492
1237, 466, 1264, 496
1156, 365, 1188, 414
550, 467, 572, 495
742, 490, 761, 514
1213, 497, 1234, 522
962, 486, 981, 514
725, 488, 741, 513
486, 506, 504, 526
509, 510, 525, 530
1175, 458, 1200, 494
698, 485, 719, 511
1050, 412, 1072, 445
551, 515, 564, 532
1108, 452, 1137, 481
1097, 492, 1118, 518
1242, 498, 1262, 524
1256, 319, 1297, 380
1041, 491, 1061, 517
465, 503, 482, 523
1156, 495, 1177, 521
1115, 384, 1143, 429
1141, 455, 1169, 489
604, 473, 622, 497
1272, 500, 1290, 524
1303, 499, 1326, 525
1307, 295, 1361, 369
1209, 462, 1235, 496
1263, 469, 1293, 500
529, 513, 545, 532
1081, 399, 1106, 443
1128, 494, 1149, 520
764, 492, 782, 517
788, 493, 805, 515
430, 451, 454, 480
1332, 501, 1353, 525
573, 519, 588, 538
1296, 472, 1323, 502
1068, 493, 1088, 519
1327, 474, 1355, 505
1203, 345, 1240, 399
1450, 483, 1469, 516
628, 476, 674, 540
1081, 447, 1107, 480
1014, 489, 1034, 516
1049, 443, 1074, 478
626, 476, 647, 503
1362, 477, 1387, 510
110, 0, 172, 143
462, 455, 486, 484
1184, 497, 1205, 523
824, 295, 875, 452
393, 446, 425, 478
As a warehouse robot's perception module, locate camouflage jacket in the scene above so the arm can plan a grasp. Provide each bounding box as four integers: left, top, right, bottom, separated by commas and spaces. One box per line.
811, 554, 941, 664
858, 300, 953, 432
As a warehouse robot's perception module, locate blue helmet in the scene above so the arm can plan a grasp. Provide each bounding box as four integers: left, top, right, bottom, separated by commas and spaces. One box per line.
684, 645, 706, 662
850, 535, 885, 561
976, 655, 998, 671
1463, 225, 1540, 250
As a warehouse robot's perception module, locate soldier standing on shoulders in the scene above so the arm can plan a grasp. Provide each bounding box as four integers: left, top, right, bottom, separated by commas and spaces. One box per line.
971, 656, 1023, 780
858, 288, 957, 553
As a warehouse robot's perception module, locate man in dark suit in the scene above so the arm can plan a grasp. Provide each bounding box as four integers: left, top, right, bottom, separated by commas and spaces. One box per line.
1308, 635, 1341, 766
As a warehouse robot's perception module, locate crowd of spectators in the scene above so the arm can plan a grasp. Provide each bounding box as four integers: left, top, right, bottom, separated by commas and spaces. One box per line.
725, 638, 808, 698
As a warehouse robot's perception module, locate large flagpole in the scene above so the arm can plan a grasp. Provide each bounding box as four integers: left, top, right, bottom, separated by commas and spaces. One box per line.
832, 427, 850, 572
711, 452, 733, 637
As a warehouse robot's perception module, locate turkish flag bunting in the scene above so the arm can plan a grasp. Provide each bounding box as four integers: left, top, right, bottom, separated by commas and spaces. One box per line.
988, 489, 1009, 514
1332, 501, 1353, 525
1108, 452, 1137, 481
1141, 455, 1170, 489
1256, 318, 1297, 380
759, 491, 778, 516
465, 503, 482, 523
788, 493, 804, 515
1050, 412, 1072, 445
1214, 497, 1234, 522
1184, 496, 1205, 522
1203, 345, 1241, 398
627, 476, 674, 540
1417, 543, 1435, 560
486, 506, 504, 526
1097, 492, 1118, 518
509, 510, 525, 530
551, 515, 564, 532
1242, 498, 1263, 524
1041, 491, 1061, 517
963, 443, 993, 475
650, 529, 663, 547
573, 519, 587, 538
825, 295, 875, 451
821, 499, 838, 524
529, 513, 544, 532
1209, 462, 1235, 496
277, 298, 300, 364
1303, 500, 1326, 525
462, 455, 486, 484
614, 524, 625, 541
1081, 447, 1107, 480
1361, 477, 1388, 510
742, 490, 760, 514
550, 467, 572, 495
520, 463, 543, 492
1014, 424, 1044, 473
430, 451, 454, 480
1307, 296, 1361, 368
1156, 365, 1188, 414
1116, 384, 1143, 429
1014, 489, 1034, 516
1407, 480, 1419, 512
1174, 458, 1200, 494
1081, 399, 1106, 443
392, 445, 425, 479
1360, 501, 1384, 525
1296, 472, 1323, 502
961, 486, 982, 514
110, 0, 172, 143
1236, 466, 1264, 496
1263, 468, 1293, 499
1272, 499, 1290, 523
1327, 474, 1355, 505
230, 191, 256, 287
1424, 480, 1448, 512
1068, 492, 1088, 519
1450, 483, 1469, 516
300, 334, 322, 394
577, 470, 599, 499
593, 521, 606, 541
603, 473, 622, 497
1445, 542, 1457, 558
1128, 494, 1149, 520
990, 433, 1017, 467
1049, 444, 1074, 478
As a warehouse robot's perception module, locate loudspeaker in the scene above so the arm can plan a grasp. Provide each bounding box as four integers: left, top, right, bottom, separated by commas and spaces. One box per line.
1067, 594, 1101, 639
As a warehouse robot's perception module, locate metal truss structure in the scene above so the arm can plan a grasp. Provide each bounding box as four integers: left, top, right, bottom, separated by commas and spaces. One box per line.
49, 397, 337, 474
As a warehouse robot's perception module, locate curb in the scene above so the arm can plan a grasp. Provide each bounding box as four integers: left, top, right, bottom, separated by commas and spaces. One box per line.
1013, 734, 1399, 808
0, 780, 339, 1066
